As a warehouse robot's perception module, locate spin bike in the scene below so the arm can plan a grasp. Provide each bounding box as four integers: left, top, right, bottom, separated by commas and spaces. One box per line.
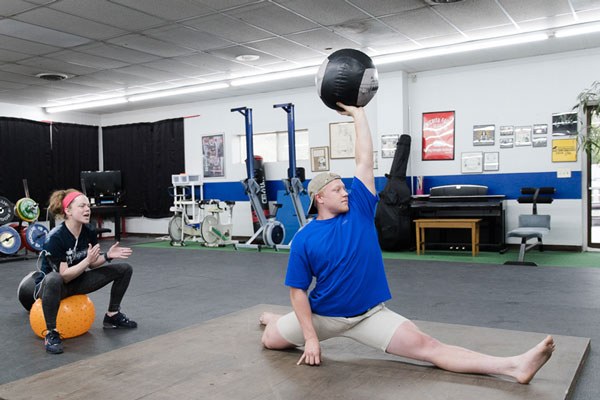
273, 102, 307, 250
231, 106, 285, 250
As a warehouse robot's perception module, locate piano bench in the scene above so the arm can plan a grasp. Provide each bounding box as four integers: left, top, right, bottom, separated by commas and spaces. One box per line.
414, 218, 482, 256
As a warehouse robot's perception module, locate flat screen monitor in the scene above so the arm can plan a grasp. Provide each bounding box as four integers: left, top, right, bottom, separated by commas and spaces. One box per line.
80, 170, 122, 200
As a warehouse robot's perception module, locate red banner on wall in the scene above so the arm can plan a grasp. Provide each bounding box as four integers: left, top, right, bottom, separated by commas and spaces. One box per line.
422, 111, 455, 160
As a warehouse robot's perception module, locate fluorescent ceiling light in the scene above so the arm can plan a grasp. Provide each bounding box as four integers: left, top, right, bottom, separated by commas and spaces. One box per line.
375, 32, 548, 65
231, 66, 319, 86
129, 82, 230, 102
555, 23, 600, 38
45, 97, 127, 113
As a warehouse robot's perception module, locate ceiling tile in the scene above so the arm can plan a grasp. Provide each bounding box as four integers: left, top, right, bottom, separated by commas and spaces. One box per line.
14, 7, 126, 40
0, 68, 41, 84
145, 24, 232, 51
0, 79, 28, 90
141, 58, 219, 76
380, 7, 459, 41
0, 19, 91, 47
206, 45, 284, 67
285, 28, 367, 51
225, 2, 320, 35
347, 0, 425, 17
433, 0, 510, 32
274, 0, 369, 26
49, 0, 165, 30
109, 0, 213, 21
18, 56, 100, 75
331, 19, 415, 49
85, 69, 156, 86
0, 48, 33, 62
191, 0, 262, 11
114, 65, 187, 81
76, 43, 161, 64
498, 0, 572, 22
45, 50, 129, 69
175, 53, 249, 73
0, 34, 60, 55
182, 13, 274, 42
0, 0, 37, 16
63, 75, 127, 90
107, 34, 195, 57
571, 0, 600, 12
245, 37, 324, 62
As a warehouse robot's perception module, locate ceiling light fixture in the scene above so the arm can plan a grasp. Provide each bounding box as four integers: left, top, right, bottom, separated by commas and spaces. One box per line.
230, 66, 319, 87
555, 22, 600, 38
129, 82, 230, 102
374, 32, 548, 65
45, 97, 128, 113
235, 54, 260, 62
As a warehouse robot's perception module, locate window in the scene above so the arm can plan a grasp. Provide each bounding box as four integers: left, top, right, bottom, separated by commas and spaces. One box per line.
238, 129, 309, 163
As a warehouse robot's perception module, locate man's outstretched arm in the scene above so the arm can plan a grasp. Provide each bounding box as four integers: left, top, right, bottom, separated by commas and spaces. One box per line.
337, 103, 375, 195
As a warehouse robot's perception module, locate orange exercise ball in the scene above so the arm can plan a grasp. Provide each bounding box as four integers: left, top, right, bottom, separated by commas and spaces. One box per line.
29, 295, 95, 339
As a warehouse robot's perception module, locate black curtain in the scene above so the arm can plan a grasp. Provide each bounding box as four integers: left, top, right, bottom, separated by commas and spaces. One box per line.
51, 122, 99, 192
0, 118, 52, 204
103, 118, 184, 218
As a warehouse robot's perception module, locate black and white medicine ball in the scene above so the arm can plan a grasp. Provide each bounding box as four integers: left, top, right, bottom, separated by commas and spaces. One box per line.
17, 271, 42, 311
316, 48, 379, 111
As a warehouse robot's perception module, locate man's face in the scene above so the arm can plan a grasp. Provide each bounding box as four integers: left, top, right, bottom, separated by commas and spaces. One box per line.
316, 179, 349, 214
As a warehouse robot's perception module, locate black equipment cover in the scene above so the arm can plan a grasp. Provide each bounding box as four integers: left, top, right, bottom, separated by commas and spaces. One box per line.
375, 135, 412, 250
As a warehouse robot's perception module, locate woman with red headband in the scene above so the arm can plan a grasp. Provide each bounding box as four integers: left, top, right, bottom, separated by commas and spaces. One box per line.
34, 189, 137, 354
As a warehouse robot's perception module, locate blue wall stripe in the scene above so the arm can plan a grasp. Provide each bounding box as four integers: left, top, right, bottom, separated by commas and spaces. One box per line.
199, 172, 582, 202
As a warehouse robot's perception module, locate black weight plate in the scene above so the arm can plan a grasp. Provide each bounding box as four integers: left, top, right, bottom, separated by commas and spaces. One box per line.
0, 197, 15, 224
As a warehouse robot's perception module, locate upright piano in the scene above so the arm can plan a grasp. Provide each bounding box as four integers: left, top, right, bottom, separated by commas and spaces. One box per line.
410, 185, 505, 252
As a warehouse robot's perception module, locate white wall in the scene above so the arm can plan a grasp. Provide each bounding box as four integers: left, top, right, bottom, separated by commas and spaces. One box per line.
406, 47, 600, 246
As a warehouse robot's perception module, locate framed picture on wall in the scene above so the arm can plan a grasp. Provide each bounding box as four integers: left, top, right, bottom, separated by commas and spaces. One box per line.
514, 126, 532, 146
483, 152, 499, 171
381, 134, 399, 158
202, 134, 225, 177
461, 152, 483, 174
329, 121, 356, 159
422, 111, 455, 160
310, 146, 330, 172
552, 138, 577, 162
473, 124, 495, 146
499, 125, 514, 148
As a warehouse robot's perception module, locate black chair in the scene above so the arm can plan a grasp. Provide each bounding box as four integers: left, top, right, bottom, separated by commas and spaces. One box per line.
504, 187, 555, 266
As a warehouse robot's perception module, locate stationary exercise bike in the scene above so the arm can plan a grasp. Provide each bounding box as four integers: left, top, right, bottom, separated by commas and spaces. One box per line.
168, 174, 236, 247
231, 106, 285, 249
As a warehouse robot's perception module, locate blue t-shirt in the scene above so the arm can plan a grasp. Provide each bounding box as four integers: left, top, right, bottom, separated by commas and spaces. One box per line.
36, 223, 98, 285
285, 177, 392, 317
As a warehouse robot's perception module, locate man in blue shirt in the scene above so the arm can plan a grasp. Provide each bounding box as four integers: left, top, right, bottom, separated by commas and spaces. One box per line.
260, 103, 555, 384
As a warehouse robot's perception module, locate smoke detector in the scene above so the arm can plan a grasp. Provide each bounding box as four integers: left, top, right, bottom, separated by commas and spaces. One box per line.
35, 72, 69, 81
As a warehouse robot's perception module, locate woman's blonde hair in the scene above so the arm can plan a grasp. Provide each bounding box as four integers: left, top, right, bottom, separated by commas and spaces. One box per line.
47, 189, 81, 218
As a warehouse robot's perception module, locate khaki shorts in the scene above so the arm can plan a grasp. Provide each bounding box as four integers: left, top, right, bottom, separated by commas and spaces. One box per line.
276, 303, 408, 352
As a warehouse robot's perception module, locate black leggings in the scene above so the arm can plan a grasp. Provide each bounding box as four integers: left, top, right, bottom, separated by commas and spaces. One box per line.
37, 263, 133, 331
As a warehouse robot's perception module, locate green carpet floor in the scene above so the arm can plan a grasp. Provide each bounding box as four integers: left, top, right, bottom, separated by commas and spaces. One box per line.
133, 239, 600, 268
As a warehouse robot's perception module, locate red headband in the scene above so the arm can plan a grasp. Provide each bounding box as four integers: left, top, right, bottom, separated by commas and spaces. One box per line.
62, 191, 83, 212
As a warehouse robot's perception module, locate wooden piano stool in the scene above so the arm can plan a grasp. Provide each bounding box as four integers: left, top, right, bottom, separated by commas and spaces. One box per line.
414, 218, 482, 256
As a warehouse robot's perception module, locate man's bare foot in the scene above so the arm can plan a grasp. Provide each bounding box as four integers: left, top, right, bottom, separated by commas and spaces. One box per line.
259, 312, 280, 326
513, 335, 555, 384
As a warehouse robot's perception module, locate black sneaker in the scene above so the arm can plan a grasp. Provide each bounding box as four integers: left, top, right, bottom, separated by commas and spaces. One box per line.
103, 312, 138, 329
44, 330, 63, 354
